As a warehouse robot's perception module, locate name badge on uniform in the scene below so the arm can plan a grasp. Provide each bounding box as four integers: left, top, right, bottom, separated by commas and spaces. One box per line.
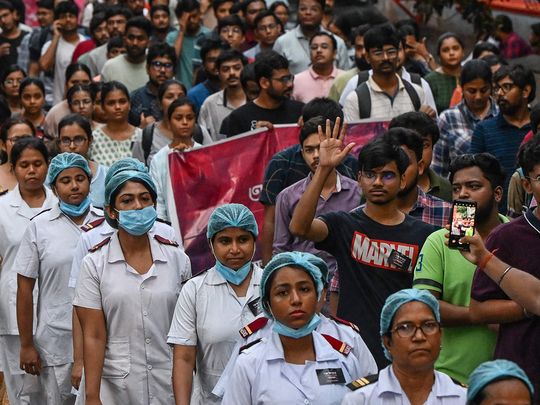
247, 298, 263, 316
316, 368, 346, 385
388, 249, 411, 272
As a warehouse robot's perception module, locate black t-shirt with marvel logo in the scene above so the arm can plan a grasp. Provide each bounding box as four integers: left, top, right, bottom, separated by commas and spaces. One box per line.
316, 208, 437, 367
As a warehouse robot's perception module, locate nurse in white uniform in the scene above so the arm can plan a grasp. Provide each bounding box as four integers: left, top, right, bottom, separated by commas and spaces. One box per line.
73, 158, 191, 405
341, 289, 467, 405
0, 138, 56, 405
16, 153, 102, 405
168, 203, 263, 404
222, 252, 365, 405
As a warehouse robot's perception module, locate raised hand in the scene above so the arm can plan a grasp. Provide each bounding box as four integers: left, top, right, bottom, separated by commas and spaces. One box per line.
317, 117, 355, 169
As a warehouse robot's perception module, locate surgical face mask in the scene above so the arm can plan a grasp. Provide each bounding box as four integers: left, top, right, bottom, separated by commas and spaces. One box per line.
272, 313, 321, 339
215, 259, 253, 285
116, 205, 157, 236
59, 196, 90, 217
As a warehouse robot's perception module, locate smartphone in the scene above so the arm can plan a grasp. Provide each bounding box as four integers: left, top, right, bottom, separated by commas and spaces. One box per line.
448, 200, 477, 251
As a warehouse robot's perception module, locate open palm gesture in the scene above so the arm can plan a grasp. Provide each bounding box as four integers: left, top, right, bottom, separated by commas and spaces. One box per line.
317, 117, 355, 169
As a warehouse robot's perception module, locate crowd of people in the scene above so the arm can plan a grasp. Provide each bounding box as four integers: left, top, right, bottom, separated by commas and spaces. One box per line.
0, 0, 539, 403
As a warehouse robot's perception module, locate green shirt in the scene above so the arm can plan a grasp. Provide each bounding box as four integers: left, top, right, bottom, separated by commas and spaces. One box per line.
328, 68, 358, 102
427, 168, 452, 202
425, 71, 457, 114
413, 220, 508, 383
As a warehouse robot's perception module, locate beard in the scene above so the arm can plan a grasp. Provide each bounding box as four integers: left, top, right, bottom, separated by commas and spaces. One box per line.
498, 100, 520, 116
475, 196, 496, 225
355, 56, 370, 71
397, 175, 418, 198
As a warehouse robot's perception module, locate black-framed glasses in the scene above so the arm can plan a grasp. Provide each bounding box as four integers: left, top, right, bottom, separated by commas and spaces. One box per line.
390, 320, 440, 338
493, 82, 516, 94
150, 61, 174, 70
370, 47, 398, 58
59, 136, 88, 146
7, 135, 32, 143
271, 74, 294, 84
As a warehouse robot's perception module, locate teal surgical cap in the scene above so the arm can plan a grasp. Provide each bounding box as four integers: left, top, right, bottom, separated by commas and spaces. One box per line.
104, 158, 157, 206
206, 203, 259, 240
260, 252, 325, 318
47, 152, 92, 185
468, 360, 534, 401
380, 289, 440, 361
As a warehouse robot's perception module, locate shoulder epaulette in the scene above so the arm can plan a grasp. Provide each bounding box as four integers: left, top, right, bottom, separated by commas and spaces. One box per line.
321, 334, 352, 356
30, 208, 52, 220
239, 338, 262, 354
156, 217, 172, 225
81, 217, 106, 232
88, 237, 111, 252
154, 235, 179, 247
330, 315, 360, 334
347, 374, 379, 391
239, 317, 269, 338
181, 268, 208, 284
0, 189, 8, 197
451, 377, 468, 388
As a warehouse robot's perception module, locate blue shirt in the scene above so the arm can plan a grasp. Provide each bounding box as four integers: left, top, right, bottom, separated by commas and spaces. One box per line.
187, 80, 221, 113
129, 83, 161, 126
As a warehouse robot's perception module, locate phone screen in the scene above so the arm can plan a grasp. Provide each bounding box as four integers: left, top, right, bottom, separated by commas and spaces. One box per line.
449, 200, 477, 251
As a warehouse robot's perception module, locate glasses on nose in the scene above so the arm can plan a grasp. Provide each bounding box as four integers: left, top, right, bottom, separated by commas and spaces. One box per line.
361, 170, 397, 183
220, 27, 242, 35
370, 48, 398, 58
494, 82, 516, 94
60, 136, 87, 147
271, 74, 294, 84
4, 78, 22, 86
7, 135, 32, 143
526, 175, 540, 183
150, 61, 174, 70
71, 99, 93, 108
391, 321, 440, 338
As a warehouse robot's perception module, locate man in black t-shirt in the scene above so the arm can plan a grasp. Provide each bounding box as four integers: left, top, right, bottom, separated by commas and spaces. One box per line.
220, 50, 304, 137
290, 122, 436, 367
0, 0, 28, 77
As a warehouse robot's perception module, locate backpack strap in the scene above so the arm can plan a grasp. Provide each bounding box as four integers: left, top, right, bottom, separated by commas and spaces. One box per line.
355, 82, 372, 119
142, 123, 155, 165
402, 79, 421, 111
408, 72, 422, 86
193, 124, 203, 144
356, 70, 370, 86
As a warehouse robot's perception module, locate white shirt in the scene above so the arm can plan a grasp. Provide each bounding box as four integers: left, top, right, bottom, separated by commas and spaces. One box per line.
167, 265, 263, 405
73, 232, 191, 404
222, 331, 364, 405
15, 204, 101, 366
341, 365, 467, 405
198, 90, 244, 142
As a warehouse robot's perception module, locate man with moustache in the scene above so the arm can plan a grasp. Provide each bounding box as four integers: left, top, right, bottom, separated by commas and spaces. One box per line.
39, 0, 85, 105
0, 0, 28, 77
221, 51, 304, 137
101, 16, 151, 92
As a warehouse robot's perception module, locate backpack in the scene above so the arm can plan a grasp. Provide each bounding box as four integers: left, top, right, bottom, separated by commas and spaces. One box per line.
354, 70, 421, 119
142, 123, 204, 164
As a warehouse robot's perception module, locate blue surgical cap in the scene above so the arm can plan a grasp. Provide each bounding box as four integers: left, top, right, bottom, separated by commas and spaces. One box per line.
104, 158, 157, 206
206, 203, 259, 240
380, 289, 440, 361
47, 152, 92, 185
468, 360, 534, 401
260, 252, 325, 318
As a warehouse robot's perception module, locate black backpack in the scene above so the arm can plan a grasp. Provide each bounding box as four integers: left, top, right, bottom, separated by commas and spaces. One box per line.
354, 70, 421, 119
142, 123, 204, 164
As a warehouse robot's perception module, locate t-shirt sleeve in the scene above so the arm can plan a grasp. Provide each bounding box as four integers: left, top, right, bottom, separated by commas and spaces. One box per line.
412, 232, 445, 294
221, 353, 255, 405
469, 121, 486, 153
272, 190, 293, 254
73, 255, 103, 310
259, 155, 285, 206
68, 233, 91, 288
313, 211, 343, 254
15, 222, 40, 279
167, 278, 198, 346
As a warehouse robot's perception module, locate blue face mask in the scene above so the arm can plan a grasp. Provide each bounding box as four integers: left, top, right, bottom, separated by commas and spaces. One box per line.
272, 314, 321, 339
59, 197, 91, 217
117, 206, 157, 236
214, 259, 253, 285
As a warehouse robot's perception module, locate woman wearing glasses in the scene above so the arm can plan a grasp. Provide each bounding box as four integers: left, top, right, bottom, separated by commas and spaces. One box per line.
342, 289, 467, 404
0, 65, 26, 116
0, 117, 35, 193
57, 114, 108, 208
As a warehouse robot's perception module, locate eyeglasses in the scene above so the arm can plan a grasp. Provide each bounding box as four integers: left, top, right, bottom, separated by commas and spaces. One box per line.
220, 26, 243, 35
7, 135, 32, 143
150, 61, 174, 70
71, 99, 93, 108
360, 170, 397, 183
4, 78, 22, 86
59, 136, 88, 146
390, 320, 440, 338
271, 74, 294, 84
494, 82, 516, 94
370, 47, 398, 58
526, 175, 540, 183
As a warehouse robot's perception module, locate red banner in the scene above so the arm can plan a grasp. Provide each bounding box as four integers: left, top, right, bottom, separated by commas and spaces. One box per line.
169, 121, 388, 273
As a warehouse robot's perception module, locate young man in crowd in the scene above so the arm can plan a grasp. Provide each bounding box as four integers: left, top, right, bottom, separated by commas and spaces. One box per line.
470, 64, 534, 211
273, 0, 349, 74
149, 4, 173, 44
220, 51, 304, 137
39, 0, 85, 104
199, 49, 247, 140
494, 14, 532, 60
243, 11, 282, 60
414, 153, 507, 384
470, 136, 540, 402
71, 12, 109, 63
101, 16, 151, 92
0, 0, 28, 78
239, 0, 266, 50
217, 15, 245, 51
289, 129, 436, 367
129, 43, 177, 127
292, 32, 342, 103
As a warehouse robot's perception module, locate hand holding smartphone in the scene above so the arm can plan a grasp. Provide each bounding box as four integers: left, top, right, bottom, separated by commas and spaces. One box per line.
448, 200, 477, 251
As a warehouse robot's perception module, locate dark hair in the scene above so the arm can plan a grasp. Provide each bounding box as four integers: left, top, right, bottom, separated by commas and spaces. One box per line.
395, 19, 419, 38
494, 14, 513, 33
254, 10, 282, 30
436, 32, 464, 56
107, 35, 125, 52
19, 77, 45, 98
0, 96, 10, 122
101, 81, 130, 105
58, 113, 93, 140
167, 97, 196, 121
212, 0, 233, 11
216, 49, 247, 70
240, 63, 256, 87
530, 103, 540, 134
67, 84, 94, 105
105, 4, 132, 20
0, 116, 36, 163
1, 65, 27, 85
493, 64, 536, 102
126, 16, 152, 37
269, 0, 288, 11
531, 22, 540, 38
388, 111, 440, 144
350, 23, 371, 43
150, 4, 170, 17
158, 79, 187, 101
363, 25, 400, 52
460, 59, 492, 87
218, 14, 246, 34
254, 50, 288, 81
90, 12, 107, 34
241, 0, 266, 13
310, 32, 337, 51
382, 127, 423, 162
299, 0, 325, 10
397, 23, 416, 45
65, 63, 91, 84
480, 53, 507, 69
519, 136, 540, 176
147, 42, 177, 70
358, 137, 409, 175
0, 0, 14, 11
10, 137, 49, 167
37, 0, 54, 10
200, 38, 228, 63
175, 0, 200, 16
300, 116, 325, 145
301, 97, 343, 122
472, 41, 499, 59
449, 153, 505, 189
54, 0, 78, 19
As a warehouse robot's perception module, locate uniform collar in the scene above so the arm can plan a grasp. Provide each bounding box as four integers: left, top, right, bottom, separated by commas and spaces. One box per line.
308, 65, 339, 79
108, 231, 168, 264
266, 330, 341, 362
8, 185, 56, 219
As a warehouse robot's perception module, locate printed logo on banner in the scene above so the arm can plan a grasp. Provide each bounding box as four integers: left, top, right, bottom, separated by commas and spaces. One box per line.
249, 184, 262, 202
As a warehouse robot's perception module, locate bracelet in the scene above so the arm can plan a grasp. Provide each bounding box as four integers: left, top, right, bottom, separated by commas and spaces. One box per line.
497, 266, 513, 286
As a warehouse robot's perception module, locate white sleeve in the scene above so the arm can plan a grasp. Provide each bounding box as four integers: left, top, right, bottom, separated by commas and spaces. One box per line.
149, 152, 169, 222
197, 101, 213, 140
221, 353, 254, 405
211, 339, 243, 398
343, 92, 360, 123
167, 278, 198, 346
341, 390, 367, 405
339, 76, 358, 107
14, 222, 40, 279
73, 255, 103, 310
352, 335, 378, 376
69, 233, 91, 288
